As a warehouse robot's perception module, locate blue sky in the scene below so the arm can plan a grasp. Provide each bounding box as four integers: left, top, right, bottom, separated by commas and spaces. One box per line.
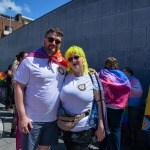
0, 0, 71, 20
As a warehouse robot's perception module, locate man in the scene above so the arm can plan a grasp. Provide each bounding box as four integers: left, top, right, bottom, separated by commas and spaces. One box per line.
14, 27, 68, 150
5, 64, 13, 111
123, 67, 143, 146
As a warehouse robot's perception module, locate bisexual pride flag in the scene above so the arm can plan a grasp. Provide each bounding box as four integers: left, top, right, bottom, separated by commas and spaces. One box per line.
142, 86, 150, 132
27, 47, 68, 68
99, 69, 131, 109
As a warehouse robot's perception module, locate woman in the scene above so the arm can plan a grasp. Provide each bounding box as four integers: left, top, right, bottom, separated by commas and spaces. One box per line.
10, 51, 28, 150
10, 51, 28, 137
99, 57, 131, 150
59, 46, 105, 150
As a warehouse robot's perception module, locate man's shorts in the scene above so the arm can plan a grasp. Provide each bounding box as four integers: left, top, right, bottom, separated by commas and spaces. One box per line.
21, 121, 58, 150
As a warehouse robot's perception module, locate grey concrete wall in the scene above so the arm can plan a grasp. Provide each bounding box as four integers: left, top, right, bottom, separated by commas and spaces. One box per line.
0, 0, 150, 99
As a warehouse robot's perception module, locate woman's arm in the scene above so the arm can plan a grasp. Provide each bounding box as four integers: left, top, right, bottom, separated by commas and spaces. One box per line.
93, 89, 105, 142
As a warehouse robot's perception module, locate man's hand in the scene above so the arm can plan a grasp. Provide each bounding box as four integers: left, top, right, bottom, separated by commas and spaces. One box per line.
19, 116, 33, 134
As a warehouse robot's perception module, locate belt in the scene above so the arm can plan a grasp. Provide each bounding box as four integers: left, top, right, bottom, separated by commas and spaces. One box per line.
65, 109, 91, 117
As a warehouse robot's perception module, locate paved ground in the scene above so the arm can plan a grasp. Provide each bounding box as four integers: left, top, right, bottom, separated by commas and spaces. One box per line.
0, 102, 148, 150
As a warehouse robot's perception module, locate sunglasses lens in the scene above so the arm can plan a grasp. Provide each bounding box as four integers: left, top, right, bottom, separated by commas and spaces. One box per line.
47, 37, 54, 43
55, 40, 61, 45
74, 56, 80, 60
68, 57, 73, 62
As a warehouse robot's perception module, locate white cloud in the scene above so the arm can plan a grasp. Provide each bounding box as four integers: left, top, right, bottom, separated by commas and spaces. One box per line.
0, 0, 31, 15
0, 0, 22, 14
23, 4, 31, 13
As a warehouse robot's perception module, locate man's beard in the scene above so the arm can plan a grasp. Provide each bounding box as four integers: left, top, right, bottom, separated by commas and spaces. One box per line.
48, 46, 59, 54
44, 43, 59, 55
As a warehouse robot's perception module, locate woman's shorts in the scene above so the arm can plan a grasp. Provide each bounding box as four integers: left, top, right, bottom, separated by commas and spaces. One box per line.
62, 128, 95, 147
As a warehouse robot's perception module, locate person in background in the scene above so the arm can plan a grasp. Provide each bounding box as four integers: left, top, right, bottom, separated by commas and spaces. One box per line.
4, 64, 13, 111
14, 27, 68, 150
60, 45, 105, 150
11, 51, 28, 86
10, 51, 28, 146
123, 67, 143, 146
99, 57, 131, 150
10, 51, 28, 137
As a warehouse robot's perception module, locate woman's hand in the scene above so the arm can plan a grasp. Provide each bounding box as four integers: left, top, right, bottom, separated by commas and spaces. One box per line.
89, 68, 99, 77
95, 124, 105, 142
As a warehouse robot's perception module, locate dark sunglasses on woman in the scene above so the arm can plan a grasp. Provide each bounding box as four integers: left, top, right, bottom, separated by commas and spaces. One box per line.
68, 55, 80, 62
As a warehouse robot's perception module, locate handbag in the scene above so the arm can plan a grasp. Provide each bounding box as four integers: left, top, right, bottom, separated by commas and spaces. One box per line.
57, 105, 90, 131
88, 99, 98, 128
88, 73, 110, 135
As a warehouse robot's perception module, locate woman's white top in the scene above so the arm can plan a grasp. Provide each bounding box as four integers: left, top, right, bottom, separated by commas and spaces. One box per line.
60, 73, 99, 132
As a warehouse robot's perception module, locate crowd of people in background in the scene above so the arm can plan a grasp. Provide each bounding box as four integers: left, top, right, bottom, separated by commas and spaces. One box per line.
0, 27, 149, 150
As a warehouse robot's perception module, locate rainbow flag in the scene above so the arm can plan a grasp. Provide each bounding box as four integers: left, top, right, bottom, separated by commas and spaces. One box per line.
0, 72, 5, 82
99, 69, 131, 109
142, 86, 150, 132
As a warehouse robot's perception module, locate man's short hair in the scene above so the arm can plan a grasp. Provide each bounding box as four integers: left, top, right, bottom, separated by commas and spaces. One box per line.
45, 27, 63, 38
124, 67, 134, 75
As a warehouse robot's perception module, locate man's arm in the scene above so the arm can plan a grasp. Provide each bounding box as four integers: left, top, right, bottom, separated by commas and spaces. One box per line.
14, 81, 32, 133
130, 79, 143, 98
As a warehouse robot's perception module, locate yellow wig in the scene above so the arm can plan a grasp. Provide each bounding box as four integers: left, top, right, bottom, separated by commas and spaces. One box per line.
65, 45, 89, 74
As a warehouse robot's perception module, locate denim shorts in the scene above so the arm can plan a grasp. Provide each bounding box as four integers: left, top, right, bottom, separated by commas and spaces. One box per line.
21, 121, 58, 150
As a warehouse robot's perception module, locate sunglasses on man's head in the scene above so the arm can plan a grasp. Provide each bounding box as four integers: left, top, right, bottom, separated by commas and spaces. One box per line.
68, 55, 80, 62
46, 37, 61, 45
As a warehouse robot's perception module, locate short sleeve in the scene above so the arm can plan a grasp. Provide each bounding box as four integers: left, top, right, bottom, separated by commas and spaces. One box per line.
14, 58, 30, 85
11, 60, 19, 77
